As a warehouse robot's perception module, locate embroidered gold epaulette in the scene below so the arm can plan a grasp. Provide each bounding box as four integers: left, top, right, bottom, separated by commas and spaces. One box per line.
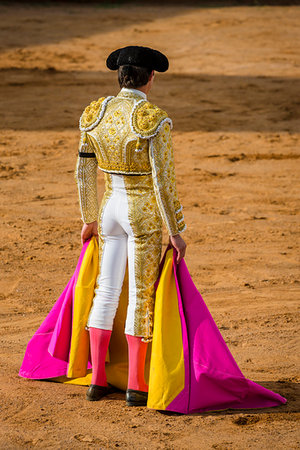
131, 100, 173, 139
79, 96, 114, 132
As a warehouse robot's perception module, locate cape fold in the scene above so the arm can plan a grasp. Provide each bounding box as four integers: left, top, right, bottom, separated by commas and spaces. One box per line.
19, 238, 287, 413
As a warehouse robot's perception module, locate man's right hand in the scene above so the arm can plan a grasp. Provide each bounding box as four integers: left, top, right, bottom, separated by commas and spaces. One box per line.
81, 221, 98, 245
170, 234, 187, 264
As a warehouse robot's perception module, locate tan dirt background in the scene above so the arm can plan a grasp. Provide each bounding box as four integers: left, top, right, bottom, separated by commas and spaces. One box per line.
0, 3, 299, 449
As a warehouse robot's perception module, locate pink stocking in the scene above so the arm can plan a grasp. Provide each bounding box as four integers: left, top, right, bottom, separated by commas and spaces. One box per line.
89, 327, 112, 387
126, 334, 148, 392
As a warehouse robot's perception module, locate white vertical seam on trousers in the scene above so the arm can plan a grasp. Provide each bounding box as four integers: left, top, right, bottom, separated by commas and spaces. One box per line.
118, 174, 137, 336
87, 173, 113, 328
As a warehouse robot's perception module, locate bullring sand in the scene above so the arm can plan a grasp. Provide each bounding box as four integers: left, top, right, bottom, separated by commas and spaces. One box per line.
0, 4, 299, 449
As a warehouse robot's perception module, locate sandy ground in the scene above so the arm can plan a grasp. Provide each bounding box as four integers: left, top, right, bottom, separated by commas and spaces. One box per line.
0, 3, 299, 449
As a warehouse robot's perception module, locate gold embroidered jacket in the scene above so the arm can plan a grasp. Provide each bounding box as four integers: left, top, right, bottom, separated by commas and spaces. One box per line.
75, 89, 186, 236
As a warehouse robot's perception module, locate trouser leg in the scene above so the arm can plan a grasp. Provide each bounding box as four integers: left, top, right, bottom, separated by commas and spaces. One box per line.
87, 233, 127, 330
125, 231, 162, 340
87, 230, 127, 388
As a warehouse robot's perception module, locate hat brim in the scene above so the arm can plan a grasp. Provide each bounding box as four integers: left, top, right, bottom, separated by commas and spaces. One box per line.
106, 46, 169, 72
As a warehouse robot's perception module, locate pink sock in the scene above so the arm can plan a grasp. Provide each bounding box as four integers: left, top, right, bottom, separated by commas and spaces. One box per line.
126, 334, 148, 392
89, 327, 112, 387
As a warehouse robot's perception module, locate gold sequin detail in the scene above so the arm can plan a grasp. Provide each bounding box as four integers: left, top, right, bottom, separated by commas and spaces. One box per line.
132, 101, 169, 138
124, 175, 162, 341
80, 97, 106, 130
77, 95, 186, 233
149, 123, 186, 235
87, 97, 153, 175
75, 132, 99, 223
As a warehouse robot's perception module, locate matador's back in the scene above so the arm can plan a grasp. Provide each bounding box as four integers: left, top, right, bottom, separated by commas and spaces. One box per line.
76, 88, 186, 236
79, 88, 171, 176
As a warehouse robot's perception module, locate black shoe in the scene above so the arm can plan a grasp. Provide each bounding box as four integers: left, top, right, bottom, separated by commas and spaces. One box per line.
126, 389, 148, 407
86, 384, 114, 401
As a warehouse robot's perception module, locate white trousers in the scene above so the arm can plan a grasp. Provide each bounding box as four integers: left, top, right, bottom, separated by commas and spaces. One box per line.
87, 175, 142, 336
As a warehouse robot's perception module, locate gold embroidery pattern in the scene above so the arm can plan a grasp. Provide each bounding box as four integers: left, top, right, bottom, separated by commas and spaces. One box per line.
131, 100, 171, 138
149, 122, 186, 235
79, 96, 114, 132
124, 175, 162, 341
88, 97, 153, 175
75, 132, 99, 223
116, 90, 145, 101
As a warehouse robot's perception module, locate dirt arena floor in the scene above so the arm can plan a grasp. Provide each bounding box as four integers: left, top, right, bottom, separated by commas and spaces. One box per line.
0, 3, 299, 449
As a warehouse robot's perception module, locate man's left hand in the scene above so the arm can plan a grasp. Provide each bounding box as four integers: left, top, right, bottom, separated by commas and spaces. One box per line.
81, 221, 98, 245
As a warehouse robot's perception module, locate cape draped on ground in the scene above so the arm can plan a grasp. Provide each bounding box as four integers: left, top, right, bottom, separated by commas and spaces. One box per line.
19, 238, 286, 414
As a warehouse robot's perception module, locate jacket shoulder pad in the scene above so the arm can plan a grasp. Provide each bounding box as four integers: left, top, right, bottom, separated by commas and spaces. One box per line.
79, 96, 114, 132
131, 100, 173, 139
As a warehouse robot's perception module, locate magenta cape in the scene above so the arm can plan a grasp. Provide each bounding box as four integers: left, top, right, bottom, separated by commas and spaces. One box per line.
19, 239, 93, 380
19, 239, 286, 414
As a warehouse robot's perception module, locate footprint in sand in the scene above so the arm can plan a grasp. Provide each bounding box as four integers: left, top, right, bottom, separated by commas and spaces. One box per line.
233, 415, 260, 426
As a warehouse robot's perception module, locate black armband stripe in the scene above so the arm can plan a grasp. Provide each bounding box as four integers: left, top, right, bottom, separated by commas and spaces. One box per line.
78, 152, 96, 158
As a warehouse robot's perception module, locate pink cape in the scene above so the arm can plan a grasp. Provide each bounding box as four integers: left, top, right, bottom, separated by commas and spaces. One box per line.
165, 250, 286, 413
19, 240, 287, 414
19, 240, 92, 380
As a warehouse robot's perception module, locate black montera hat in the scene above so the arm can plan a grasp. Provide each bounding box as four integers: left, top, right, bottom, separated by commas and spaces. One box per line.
106, 46, 169, 72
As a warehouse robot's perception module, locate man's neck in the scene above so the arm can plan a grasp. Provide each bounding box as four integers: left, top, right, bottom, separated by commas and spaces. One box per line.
137, 86, 147, 95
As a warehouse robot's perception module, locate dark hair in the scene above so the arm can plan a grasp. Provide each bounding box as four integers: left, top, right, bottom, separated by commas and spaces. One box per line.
118, 65, 152, 89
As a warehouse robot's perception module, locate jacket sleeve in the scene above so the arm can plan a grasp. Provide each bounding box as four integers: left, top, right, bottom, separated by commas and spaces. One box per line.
74, 131, 99, 224
149, 122, 186, 236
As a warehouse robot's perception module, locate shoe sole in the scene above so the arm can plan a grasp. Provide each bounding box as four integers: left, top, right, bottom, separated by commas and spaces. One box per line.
86, 386, 115, 401
86, 395, 104, 401
126, 401, 147, 407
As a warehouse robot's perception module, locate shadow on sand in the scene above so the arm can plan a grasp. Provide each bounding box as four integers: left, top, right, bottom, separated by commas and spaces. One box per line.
1, 68, 299, 133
